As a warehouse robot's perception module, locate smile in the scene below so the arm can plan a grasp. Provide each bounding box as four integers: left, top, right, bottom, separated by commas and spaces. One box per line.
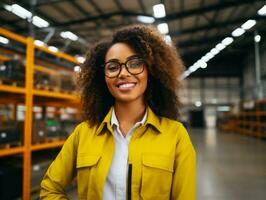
116, 83, 136, 89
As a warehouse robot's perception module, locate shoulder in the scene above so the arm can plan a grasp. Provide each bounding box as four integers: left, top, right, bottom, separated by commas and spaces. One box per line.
160, 117, 186, 132
72, 121, 99, 137
159, 116, 190, 140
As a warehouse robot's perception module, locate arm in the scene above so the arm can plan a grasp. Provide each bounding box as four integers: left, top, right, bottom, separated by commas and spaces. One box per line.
40, 125, 80, 199
171, 125, 196, 200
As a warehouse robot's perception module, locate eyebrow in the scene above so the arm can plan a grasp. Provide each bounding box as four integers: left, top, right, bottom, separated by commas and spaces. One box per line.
106, 54, 140, 63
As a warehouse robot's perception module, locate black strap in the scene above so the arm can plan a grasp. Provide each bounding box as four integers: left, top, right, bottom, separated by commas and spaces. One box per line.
127, 164, 132, 200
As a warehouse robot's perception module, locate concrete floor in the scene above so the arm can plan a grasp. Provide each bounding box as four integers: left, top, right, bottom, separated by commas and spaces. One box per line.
190, 128, 266, 200
67, 128, 266, 200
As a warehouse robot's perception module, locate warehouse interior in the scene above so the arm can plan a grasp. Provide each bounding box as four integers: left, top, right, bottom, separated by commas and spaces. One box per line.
0, 0, 266, 199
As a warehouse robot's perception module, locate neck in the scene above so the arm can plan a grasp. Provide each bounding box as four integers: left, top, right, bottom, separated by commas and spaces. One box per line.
114, 100, 146, 125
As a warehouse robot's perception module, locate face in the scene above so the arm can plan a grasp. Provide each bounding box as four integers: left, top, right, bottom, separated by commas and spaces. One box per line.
104, 43, 148, 104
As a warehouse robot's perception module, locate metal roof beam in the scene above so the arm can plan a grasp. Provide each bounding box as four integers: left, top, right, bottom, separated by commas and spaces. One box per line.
50, 0, 264, 27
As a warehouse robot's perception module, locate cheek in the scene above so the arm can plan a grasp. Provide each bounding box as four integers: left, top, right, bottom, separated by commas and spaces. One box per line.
105, 78, 113, 92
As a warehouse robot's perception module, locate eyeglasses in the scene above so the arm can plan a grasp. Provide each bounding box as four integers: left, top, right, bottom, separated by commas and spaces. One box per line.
103, 57, 146, 78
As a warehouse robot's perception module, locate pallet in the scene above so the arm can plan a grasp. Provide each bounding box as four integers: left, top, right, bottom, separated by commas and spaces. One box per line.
0, 78, 24, 87
0, 141, 22, 149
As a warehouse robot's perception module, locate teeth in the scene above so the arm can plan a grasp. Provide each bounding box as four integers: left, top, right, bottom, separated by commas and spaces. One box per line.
119, 83, 135, 88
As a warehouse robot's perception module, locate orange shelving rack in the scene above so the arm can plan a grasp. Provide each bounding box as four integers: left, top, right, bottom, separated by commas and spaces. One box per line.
0, 27, 81, 200
220, 100, 266, 139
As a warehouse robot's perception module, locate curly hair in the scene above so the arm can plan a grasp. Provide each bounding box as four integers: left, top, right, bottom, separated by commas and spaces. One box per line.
79, 25, 184, 126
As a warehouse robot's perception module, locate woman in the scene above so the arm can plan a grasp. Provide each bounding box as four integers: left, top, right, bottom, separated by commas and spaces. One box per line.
40, 25, 196, 200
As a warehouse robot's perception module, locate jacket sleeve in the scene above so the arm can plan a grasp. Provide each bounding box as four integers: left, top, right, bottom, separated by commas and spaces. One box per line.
40, 124, 80, 199
171, 125, 196, 200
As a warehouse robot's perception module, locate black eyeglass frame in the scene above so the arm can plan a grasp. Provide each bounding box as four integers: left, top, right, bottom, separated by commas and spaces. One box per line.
103, 57, 146, 78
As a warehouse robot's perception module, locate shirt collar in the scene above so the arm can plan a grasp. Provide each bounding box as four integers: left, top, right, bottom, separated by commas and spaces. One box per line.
110, 107, 147, 128
96, 106, 162, 135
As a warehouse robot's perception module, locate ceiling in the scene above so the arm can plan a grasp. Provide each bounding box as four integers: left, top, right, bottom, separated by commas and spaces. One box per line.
1, 0, 266, 78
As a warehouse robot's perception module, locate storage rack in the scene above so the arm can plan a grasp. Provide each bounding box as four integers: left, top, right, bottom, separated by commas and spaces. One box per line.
220, 100, 266, 139
0, 28, 80, 200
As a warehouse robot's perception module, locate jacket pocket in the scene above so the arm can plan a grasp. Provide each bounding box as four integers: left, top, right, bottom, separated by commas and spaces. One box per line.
76, 154, 101, 199
141, 153, 174, 200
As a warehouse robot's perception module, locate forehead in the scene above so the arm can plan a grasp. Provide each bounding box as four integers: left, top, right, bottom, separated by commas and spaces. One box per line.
105, 43, 136, 62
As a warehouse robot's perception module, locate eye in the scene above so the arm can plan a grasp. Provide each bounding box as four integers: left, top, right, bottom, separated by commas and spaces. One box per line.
105, 62, 120, 72
128, 58, 144, 68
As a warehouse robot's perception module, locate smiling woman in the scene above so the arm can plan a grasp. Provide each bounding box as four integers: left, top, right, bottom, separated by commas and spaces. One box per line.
40, 25, 196, 200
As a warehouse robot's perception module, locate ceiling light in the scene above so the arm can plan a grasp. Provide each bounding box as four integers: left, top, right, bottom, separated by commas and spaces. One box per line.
210, 48, 219, 55
198, 60, 207, 68
74, 66, 81, 73
157, 23, 169, 34
201, 55, 209, 62
32, 16, 49, 28
60, 31, 78, 41
217, 106, 230, 112
222, 37, 234, 46
34, 40, 46, 46
4, 4, 32, 19
255, 34, 261, 43
48, 46, 58, 52
206, 52, 214, 60
76, 56, 85, 63
184, 71, 190, 77
137, 15, 155, 23
257, 5, 266, 16
241, 20, 256, 30
232, 28, 245, 37
153, 4, 166, 18
215, 43, 226, 51
195, 101, 202, 107
164, 35, 172, 45
0, 36, 9, 44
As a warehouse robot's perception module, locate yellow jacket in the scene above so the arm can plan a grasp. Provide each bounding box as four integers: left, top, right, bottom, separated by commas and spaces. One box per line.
40, 107, 196, 200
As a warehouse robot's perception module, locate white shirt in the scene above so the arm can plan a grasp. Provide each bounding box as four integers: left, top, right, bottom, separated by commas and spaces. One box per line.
103, 108, 147, 200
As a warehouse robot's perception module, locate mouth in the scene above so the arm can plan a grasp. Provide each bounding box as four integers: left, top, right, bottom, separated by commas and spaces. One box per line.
116, 82, 137, 89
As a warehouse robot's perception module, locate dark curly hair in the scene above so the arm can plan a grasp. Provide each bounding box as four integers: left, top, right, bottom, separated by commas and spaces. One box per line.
79, 25, 184, 126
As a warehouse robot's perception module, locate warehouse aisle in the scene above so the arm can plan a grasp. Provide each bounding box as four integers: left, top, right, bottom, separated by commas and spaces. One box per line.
190, 128, 266, 200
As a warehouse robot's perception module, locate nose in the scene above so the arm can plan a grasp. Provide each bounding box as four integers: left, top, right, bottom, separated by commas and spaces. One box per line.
118, 64, 130, 77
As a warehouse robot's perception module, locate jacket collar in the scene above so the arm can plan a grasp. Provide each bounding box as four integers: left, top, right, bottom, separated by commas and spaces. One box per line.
96, 106, 162, 135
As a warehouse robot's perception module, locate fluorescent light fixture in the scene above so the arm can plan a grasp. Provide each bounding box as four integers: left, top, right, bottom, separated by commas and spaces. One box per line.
206, 52, 214, 60
48, 46, 58, 52
157, 23, 169, 34
201, 55, 209, 62
198, 60, 207, 68
32, 16, 49, 28
74, 66, 81, 73
257, 5, 266, 16
4, 5, 12, 12
181, 71, 189, 79
76, 56, 85, 63
232, 28, 245, 37
241, 20, 256, 30
5, 4, 32, 19
60, 31, 78, 41
153, 4, 166, 18
34, 40, 46, 46
210, 48, 219, 55
137, 15, 155, 23
255, 34, 261, 43
222, 37, 234, 46
189, 63, 200, 72
0, 36, 9, 44
215, 43, 226, 51
164, 35, 172, 45
195, 101, 202, 107
184, 71, 190, 77
217, 106, 230, 112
